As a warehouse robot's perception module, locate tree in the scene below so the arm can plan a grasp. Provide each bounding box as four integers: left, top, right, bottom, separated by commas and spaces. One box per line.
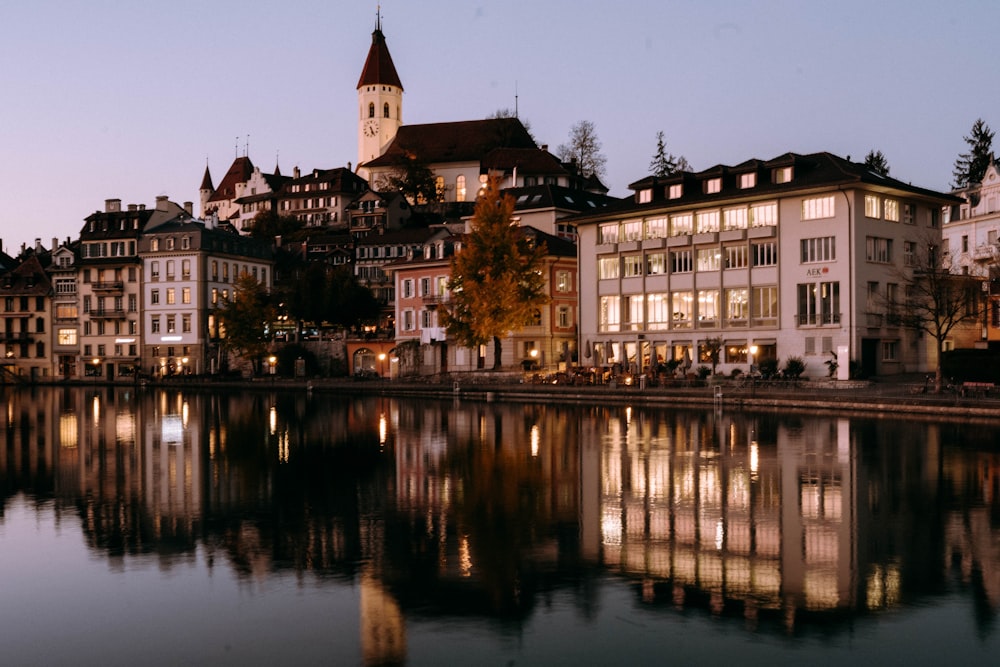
649, 131, 690, 177
953, 118, 995, 188
896, 237, 983, 393
248, 209, 305, 241
864, 149, 891, 177
375, 152, 442, 204
440, 176, 549, 370
557, 120, 607, 180
218, 272, 275, 374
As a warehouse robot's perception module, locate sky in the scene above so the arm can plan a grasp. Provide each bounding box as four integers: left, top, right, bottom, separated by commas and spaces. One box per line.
2, 0, 1000, 252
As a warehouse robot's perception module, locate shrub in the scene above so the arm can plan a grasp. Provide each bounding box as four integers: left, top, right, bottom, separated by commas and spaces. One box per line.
730, 368, 743, 378
784, 356, 806, 378
695, 365, 711, 380
758, 358, 779, 379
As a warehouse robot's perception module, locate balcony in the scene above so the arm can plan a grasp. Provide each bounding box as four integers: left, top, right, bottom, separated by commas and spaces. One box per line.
89, 308, 128, 319
92, 281, 124, 292
0, 331, 33, 342
973, 243, 999, 261
422, 294, 449, 308
797, 313, 841, 326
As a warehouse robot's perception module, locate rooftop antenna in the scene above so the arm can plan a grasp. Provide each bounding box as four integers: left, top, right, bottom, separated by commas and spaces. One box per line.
234, 136, 239, 158
246, 134, 250, 158
515, 81, 519, 118
376, 4, 381, 30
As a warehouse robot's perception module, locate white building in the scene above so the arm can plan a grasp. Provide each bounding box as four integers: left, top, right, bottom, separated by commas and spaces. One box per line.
573, 152, 960, 379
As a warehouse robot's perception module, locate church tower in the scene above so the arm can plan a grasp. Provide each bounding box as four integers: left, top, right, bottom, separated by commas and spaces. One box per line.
357, 13, 403, 174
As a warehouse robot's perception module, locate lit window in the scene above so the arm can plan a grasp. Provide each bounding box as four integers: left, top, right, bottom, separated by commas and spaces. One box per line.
865, 195, 880, 218
598, 257, 620, 280
705, 178, 721, 194
598, 223, 619, 244
802, 196, 835, 220
696, 210, 720, 233
670, 213, 692, 236
774, 167, 792, 183
456, 175, 466, 202
645, 218, 667, 239
638, 189, 652, 203
668, 184, 683, 199
623, 255, 643, 277
739, 172, 756, 189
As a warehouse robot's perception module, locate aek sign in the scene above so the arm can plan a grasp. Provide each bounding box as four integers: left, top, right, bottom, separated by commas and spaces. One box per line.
805, 267, 830, 277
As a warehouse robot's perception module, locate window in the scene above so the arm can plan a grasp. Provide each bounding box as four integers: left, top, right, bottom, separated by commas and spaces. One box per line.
705, 178, 721, 194
646, 252, 666, 275
802, 196, 835, 220
797, 281, 840, 325
599, 295, 620, 332
56, 304, 77, 319
151, 317, 160, 333
866, 236, 893, 263
181, 236, 190, 250
166, 260, 175, 280
151, 261, 159, 281
668, 184, 683, 199
402, 310, 414, 331
697, 248, 720, 272
150, 289, 160, 305
670, 213, 693, 236
646, 293, 670, 330
402, 279, 414, 298
166, 288, 175, 305
182, 259, 191, 279
774, 167, 792, 183
962, 235, 969, 252
671, 291, 693, 327
151, 239, 159, 251
623, 255, 643, 277
726, 288, 749, 325
383, 102, 390, 118
931, 209, 940, 227
182, 287, 191, 304
752, 242, 778, 266
211, 261, 218, 280
420, 309, 433, 329
670, 250, 693, 273
903, 241, 916, 266
58, 329, 77, 345
598, 223, 619, 244
697, 289, 719, 326
903, 203, 915, 225
166, 316, 176, 333
884, 199, 899, 222
801, 236, 836, 263
456, 175, 466, 202
182, 315, 191, 333
645, 218, 667, 239
556, 271, 571, 292
725, 245, 748, 269
739, 172, 756, 189
696, 210, 720, 233
166, 237, 175, 250
623, 295, 643, 331
621, 220, 642, 242
419, 277, 430, 297
881, 341, 898, 361
723, 207, 748, 230
368, 102, 375, 118
638, 189, 652, 203
864, 195, 880, 218
598, 257, 620, 279
557, 306, 571, 328
751, 203, 777, 228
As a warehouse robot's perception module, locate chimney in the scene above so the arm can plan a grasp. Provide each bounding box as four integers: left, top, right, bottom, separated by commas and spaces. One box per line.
347, 161, 352, 171
293, 166, 301, 179
541, 144, 548, 152
139, 204, 146, 210
156, 195, 169, 211
183, 201, 193, 215
105, 198, 122, 213
52, 237, 58, 251
35, 238, 41, 252
127, 204, 137, 212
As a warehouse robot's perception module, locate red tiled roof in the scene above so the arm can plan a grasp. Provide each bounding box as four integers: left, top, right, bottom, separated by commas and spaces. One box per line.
208, 156, 254, 203
364, 118, 536, 168
357, 29, 403, 90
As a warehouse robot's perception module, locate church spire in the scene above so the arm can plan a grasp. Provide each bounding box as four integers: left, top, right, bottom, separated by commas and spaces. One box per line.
356, 14, 402, 91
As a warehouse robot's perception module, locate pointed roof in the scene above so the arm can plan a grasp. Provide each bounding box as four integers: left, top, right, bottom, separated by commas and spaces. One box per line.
207, 156, 254, 203
357, 24, 403, 91
200, 164, 214, 191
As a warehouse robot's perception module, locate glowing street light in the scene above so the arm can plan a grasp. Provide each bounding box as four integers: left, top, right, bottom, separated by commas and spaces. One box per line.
378, 352, 386, 379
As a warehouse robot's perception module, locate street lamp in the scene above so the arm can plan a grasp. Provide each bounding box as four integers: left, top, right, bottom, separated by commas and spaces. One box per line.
91, 357, 100, 383
268, 355, 277, 378
378, 352, 386, 379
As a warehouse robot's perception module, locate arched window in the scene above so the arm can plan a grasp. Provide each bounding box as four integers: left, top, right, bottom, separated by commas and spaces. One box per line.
383, 102, 390, 118
368, 102, 375, 118
353, 348, 377, 375
456, 175, 466, 202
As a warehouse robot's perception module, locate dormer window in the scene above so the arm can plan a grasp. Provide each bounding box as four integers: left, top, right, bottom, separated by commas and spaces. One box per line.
151, 238, 159, 251
739, 173, 756, 189
668, 184, 683, 199
166, 238, 175, 250
705, 178, 722, 194
774, 167, 793, 184
638, 188, 652, 204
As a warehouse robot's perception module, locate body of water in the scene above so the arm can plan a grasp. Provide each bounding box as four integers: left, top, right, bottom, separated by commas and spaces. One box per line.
2, 385, 999, 666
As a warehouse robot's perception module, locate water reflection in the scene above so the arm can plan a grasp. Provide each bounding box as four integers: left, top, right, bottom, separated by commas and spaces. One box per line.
2, 386, 1000, 664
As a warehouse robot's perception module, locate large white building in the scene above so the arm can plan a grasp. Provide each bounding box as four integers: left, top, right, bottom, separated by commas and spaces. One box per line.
573, 152, 961, 379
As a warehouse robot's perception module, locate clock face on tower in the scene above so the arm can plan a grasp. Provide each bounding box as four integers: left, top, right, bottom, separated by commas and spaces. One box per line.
364, 119, 379, 137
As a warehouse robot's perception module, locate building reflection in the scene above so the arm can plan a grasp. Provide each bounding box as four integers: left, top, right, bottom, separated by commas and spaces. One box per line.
3, 387, 1000, 661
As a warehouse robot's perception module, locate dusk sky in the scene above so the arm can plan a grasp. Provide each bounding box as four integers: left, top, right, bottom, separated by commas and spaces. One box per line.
2, 0, 999, 250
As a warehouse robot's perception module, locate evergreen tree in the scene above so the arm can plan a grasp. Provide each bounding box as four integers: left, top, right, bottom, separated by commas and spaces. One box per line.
649, 131, 690, 177
440, 177, 549, 370
557, 120, 607, 180
953, 118, 995, 188
863, 149, 890, 177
